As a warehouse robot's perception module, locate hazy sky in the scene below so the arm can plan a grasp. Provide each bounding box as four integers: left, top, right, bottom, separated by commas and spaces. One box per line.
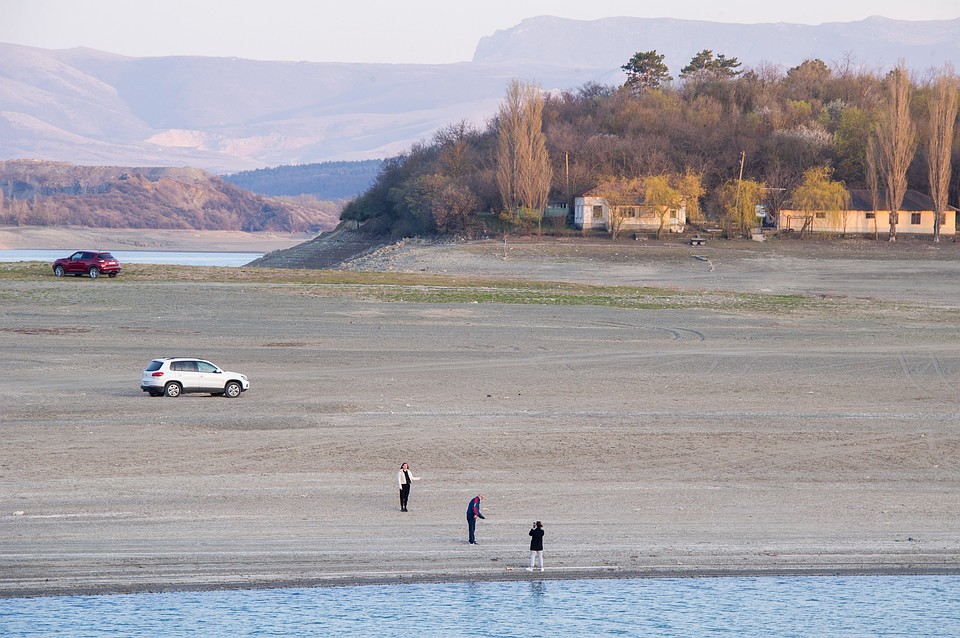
3, 0, 958, 64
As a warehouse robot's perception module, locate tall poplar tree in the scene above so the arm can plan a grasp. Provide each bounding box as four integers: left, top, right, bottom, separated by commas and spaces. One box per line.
496, 80, 552, 224
927, 65, 959, 244
873, 63, 917, 242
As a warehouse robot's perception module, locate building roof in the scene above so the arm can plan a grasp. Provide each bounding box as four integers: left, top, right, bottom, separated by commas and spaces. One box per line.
847, 189, 948, 211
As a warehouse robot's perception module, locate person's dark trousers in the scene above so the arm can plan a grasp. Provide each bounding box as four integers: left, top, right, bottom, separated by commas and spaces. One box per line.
399, 483, 410, 510
467, 516, 476, 543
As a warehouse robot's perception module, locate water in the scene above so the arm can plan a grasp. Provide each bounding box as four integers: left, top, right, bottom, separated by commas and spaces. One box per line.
2, 576, 958, 637
0, 249, 262, 267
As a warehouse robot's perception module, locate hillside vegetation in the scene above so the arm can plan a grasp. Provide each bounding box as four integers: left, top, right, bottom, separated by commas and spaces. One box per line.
0, 161, 340, 232
223, 160, 382, 200
343, 56, 960, 238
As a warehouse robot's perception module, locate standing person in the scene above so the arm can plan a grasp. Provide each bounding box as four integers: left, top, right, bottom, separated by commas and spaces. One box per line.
397, 463, 420, 512
466, 494, 485, 544
527, 521, 544, 571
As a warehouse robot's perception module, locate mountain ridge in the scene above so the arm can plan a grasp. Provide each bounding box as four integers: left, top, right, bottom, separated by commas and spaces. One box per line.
2, 16, 959, 172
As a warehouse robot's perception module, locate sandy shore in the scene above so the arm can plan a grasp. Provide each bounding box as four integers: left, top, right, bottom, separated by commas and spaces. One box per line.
2, 235, 960, 597
0, 226, 316, 253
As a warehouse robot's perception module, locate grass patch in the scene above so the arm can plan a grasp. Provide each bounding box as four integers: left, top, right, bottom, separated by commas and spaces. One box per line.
0, 261, 849, 314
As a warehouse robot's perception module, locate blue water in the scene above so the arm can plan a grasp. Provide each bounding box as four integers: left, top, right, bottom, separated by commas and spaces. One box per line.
2, 576, 958, 637
0, 249, 261, 267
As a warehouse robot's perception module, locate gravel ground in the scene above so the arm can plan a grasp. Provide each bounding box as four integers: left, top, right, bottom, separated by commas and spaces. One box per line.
2, 233, 960, 597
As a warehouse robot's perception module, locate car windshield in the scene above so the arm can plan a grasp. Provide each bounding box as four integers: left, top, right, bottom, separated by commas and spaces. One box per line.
98, 253, 115, 260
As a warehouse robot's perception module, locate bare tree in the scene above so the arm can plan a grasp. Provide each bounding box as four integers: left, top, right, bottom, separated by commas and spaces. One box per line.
873, 62, 917, 242
496, 80, 552, 227
865, 136, 881, 240
496, 81, 524, 215
926, 64, 959, 244
518, 85, 552, 219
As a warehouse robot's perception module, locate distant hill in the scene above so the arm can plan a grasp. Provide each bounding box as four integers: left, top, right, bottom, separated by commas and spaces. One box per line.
1, 16, 958, 172
223, 160, 382, 200
474, 15, 960, 73
0, 160, 340, 232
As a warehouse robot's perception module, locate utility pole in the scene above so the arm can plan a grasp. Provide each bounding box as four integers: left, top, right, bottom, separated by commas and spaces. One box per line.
733, 150, 745, 236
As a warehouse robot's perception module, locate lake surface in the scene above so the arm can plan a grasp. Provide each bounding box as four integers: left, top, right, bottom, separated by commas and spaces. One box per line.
0, 249, 261, 267
2, 575, 958, 637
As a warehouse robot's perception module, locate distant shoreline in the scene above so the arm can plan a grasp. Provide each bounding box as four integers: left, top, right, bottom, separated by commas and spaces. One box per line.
0, 226, 316, 253
8, 564, 959, 599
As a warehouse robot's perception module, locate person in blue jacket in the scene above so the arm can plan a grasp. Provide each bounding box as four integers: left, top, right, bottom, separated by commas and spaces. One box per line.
466, 494, 485, 544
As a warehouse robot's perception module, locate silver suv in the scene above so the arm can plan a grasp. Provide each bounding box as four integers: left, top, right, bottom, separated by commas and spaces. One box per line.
140, 357, 249, 398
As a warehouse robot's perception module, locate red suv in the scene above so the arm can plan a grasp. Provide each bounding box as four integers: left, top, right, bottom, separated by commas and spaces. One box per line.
52, 251, 122, 278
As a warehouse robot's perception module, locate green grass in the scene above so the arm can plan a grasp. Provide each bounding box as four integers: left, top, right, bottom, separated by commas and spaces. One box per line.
0, 261, 845, 313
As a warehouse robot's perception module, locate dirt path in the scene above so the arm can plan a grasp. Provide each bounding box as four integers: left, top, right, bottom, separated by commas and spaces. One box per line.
2, 237, 960, 597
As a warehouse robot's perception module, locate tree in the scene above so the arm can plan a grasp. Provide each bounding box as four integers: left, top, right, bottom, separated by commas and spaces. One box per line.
783, 59, 831, 100
680, 49, 742, 82
865, 136, 882, 240
926, 64, 959, 244
496, 80, 552, 227
621, 50, 672, 94
790, 166, 851, 237
435, 121, 478, 180
833, 106, 873, 185
677, 171, 705, 224
873, 63, 917, 242
717, 179, 766, 238
594, 175, 644, 239
644, 175, 682, 239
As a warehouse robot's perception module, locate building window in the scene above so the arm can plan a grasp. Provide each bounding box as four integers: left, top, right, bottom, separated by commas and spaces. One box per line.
592, 205, 603, 220
815, 212, 826, 219
911, 213, 922, 225
865, 212, 876, 219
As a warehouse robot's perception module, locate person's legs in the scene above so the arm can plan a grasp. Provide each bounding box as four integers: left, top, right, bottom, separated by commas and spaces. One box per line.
527, 551, 536, 570
536, 551, 544, 570
468, 516, 476, 543
400, 483, 410, 510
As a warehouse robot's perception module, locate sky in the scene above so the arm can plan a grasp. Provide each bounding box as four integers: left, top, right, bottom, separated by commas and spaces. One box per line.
2, 0, 958, 64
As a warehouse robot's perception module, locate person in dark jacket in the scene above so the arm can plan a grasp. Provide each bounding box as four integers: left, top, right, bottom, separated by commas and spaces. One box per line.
527, 521, 544, 571
466, 494, 485, 544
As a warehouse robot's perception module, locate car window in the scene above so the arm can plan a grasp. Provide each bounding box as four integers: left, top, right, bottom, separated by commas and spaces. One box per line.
81, 252, 95, 259
196, 361, 217, 373
71, 252, 84, 260
99, 253, 115, 260
145, 361, 163, 372
171, 361, 198, 372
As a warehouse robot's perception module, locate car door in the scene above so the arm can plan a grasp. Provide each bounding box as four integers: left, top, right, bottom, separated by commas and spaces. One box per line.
171, 360, 201, 391
65, 251, 87, 275
195, 360, 222, 392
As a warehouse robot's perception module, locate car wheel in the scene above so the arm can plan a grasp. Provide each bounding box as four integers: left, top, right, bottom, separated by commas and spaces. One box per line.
224, 381, 242, 398
164, 382, 182, 397
88, 267, 100, 279
53, 265, 65, 277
